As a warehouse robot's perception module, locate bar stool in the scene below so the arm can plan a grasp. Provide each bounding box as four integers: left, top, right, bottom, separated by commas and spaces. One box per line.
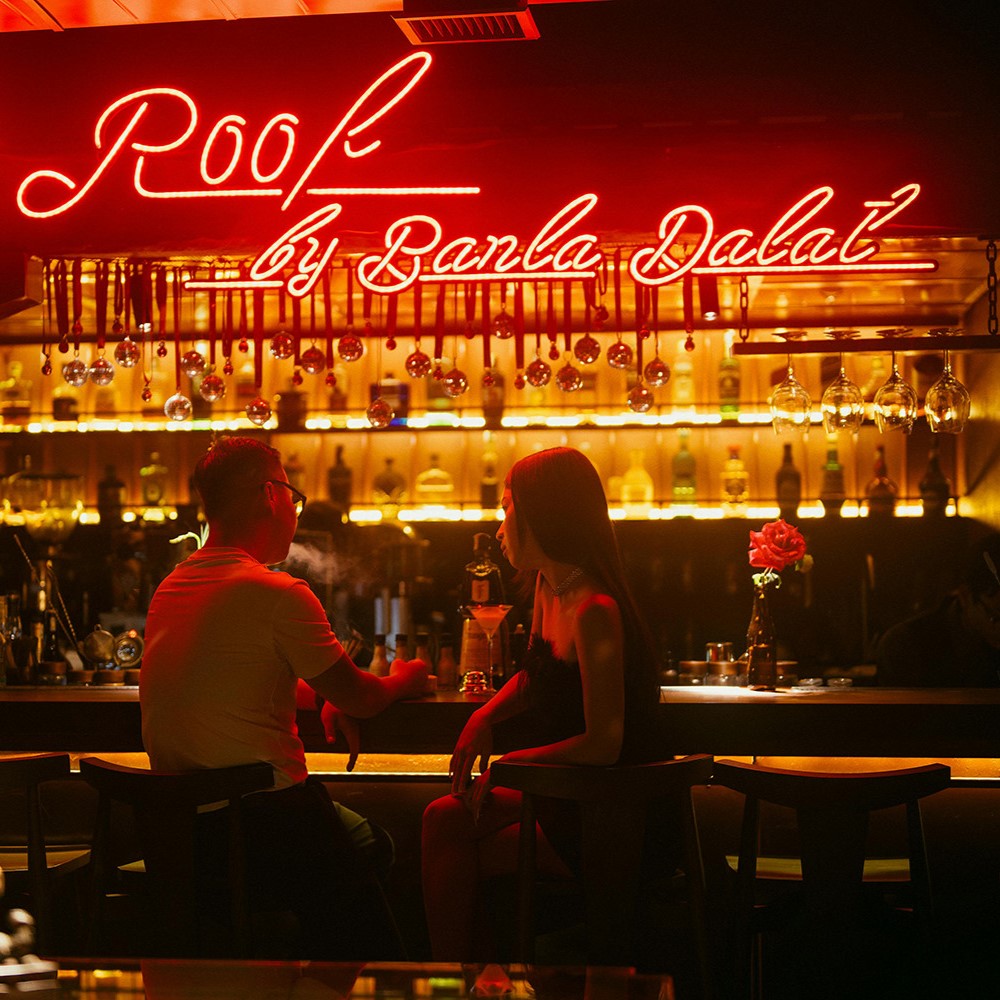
490, 754, 714, 989
0, 752, 91, 954
712, 759, 951, 1000
80, 756, 274, 957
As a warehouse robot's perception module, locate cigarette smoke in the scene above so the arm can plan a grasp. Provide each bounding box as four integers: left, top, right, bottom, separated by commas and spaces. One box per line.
283, 542, 358, 585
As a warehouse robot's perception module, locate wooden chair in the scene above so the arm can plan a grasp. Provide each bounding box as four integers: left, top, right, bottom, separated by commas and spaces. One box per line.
712, 759, 951, 999
79, 756, 274, 958
0, 752, 91, 954
490, 754, 714, 987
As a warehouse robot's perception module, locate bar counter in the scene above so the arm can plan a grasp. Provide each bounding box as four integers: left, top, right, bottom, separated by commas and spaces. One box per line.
3, 684, 1000, 762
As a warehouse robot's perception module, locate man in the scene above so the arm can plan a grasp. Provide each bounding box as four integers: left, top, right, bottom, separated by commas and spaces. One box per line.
141, 436, 428, 958
876, 533, 1000, 687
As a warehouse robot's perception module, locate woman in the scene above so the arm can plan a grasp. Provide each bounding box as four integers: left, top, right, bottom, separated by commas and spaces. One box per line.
421, 446, 660, 960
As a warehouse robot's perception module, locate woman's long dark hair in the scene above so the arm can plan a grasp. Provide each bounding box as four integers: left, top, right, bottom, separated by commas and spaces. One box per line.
507, 447, 659, 698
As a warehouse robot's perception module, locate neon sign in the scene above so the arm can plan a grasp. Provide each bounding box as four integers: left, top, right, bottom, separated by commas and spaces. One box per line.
15, 51, 937, 298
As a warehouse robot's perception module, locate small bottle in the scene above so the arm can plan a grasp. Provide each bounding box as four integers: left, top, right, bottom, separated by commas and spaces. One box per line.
276, 381, 306, 432
372, 457, 406, 520
480, 433, 500, 511
819, 441, 846, 517
865, 445, 897, 517
327, 445, 353, 512
415, 454, 455, 505
369, 634, 389, 677
671, 429, 697, 507
97, 464, 126, 524
481, 369, 505, 429
52, 382, 80, 421
464, 532, 504, 608
436, 633, 458, 690
621, 449, 655, 516
775, 443, 802, 523
414, 631, 433, 671
327, 364, 349, 412
140, 452, 168, 507
718, 331, 741, 419
671, 343, 695, 412
393, 632, 409, 662
919, 439, 951, 517
722, 445, 749, 511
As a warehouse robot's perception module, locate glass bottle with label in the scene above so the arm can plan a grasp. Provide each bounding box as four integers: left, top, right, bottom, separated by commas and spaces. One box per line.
369, 635, 389, 677
97, 464, 126, 524
482, 370, 505, 429
718, 331, 741, 419
140, 452, 168, 507
865, 445, 897, 517
819, 441, 846, 517
919, 439, 951, 517
775, 443, 802, 522
327, 445, 353, 513
671, 429, 697, 507
722, 445, 749, 511
671, 345, 696, 413
463, 532, 504, 608
415, 454, 455, 505
621, 449, 655, 516
372, 457, 406, 519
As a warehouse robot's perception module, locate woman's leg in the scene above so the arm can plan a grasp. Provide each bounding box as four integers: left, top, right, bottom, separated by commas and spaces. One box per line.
421, 787, 573, 961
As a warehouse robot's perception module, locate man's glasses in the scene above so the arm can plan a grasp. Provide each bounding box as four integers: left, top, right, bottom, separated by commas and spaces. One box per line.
262, 480, 307, 517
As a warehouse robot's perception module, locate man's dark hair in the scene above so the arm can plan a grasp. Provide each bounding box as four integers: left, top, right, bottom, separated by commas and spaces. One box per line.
193, 436, 281, 521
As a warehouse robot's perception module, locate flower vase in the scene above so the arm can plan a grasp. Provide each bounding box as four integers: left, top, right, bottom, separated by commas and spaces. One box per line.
746, 582, 777, 691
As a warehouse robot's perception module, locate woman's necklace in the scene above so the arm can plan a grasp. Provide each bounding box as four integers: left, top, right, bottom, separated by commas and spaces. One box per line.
552, 566, 585, 597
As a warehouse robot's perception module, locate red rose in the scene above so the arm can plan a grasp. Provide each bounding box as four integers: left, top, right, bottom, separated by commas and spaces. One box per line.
748, 519, 807, 573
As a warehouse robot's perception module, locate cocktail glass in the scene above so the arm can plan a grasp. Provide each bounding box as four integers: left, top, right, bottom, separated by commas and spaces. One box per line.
470, 604, 512, 694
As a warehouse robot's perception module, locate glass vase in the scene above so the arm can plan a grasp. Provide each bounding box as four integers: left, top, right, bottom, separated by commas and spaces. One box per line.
746, 582, 777, 691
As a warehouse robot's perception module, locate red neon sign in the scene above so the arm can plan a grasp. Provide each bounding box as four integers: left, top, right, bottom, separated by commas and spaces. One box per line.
14, 50, 937, 299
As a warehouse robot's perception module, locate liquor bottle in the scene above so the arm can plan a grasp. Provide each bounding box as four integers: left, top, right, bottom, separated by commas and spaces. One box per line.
718, 331, 741, 419
97, 464, 126, 524
621, 449, 655, 516
140, 452, 168, 506
775, 443, 802, 523
369, 634, 389, 677
671, 345, 695, 412
819, 441, 846, 517
42, 608, 63, 664
326, 445, 353, 513
372, 457, 406, 519
480, 435, 500, 511
464, 532, 504, 608
276, 381, 306, 432
415, 454, 455, 505
919, 439, 951, 517
52, 382, 79, 421
671, 428, 697, 506
481, 369, 505, 429
0, 360, 32, 425
436, 633, 458, 690
414, 631, 433, 671
327, 364, 349, 412
722, 445, 749, 510
393, 633, 409, 662
865, 445, 897, 517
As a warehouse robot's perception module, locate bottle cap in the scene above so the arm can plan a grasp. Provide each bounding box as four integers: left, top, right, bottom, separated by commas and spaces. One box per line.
374, 633, 385, 644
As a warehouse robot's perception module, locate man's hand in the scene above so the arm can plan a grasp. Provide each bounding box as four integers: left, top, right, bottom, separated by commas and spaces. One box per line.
389, 657, 430, 698
320, 702, 360, 771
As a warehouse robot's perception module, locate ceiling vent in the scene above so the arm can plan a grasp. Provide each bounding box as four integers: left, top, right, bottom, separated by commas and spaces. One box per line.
393, 0, 539, 44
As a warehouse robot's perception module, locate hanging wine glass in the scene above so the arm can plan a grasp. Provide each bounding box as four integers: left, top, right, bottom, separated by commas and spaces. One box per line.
873, 352, 918, 433
820, 354, 864, 434
924, 350, 970, 433
769, 359, 813, 434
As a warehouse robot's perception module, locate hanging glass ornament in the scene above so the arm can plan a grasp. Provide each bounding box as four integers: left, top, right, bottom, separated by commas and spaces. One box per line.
141, 380, 153, 403
366, 396, 395, 428
112, 318, 124, 336
156, 342, 169, 358
607, 339, 634, 370
548, 342, 560, 361
514, 370, 526, 390
593, 304, 609, 328
325, 371, 337, 388
41, 357, 52, 377
300, 345, 326, 375
164, 391, 193, 422
573, 334, 601, 365
270, 331, 295, 360
238, 338, 249, 353
405, 347, 432, 379
62, 357, 89, 387
483, 369, 496, 388
114, 337, 142, 368
223, 358, 234, 376
684, 333, 696, 352
644, 356, 671, 388
88, 356, 116, 386
338, 332, 364, 362
442, 367, 470, 398
245, 396, 272, 426
525, 356, 552, 387
292, 369, 304, 387
180, 350, 206, 378
199, 372, 227, 403
492, 309, 515, 340
556, 362, 583, 392
627, 383, 654, 413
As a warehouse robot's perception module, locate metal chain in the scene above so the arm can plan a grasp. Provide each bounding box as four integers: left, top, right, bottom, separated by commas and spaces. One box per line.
987, 239, 998, 336
738, 275, 750, 342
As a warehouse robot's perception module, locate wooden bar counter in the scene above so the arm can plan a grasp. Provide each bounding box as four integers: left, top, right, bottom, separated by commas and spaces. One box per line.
3, 684, 1000, 762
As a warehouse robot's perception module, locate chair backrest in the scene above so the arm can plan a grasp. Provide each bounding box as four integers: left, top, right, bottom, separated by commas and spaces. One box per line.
79, 756, 274, 957
0, 752, 73, 948
713, 759, 951, 914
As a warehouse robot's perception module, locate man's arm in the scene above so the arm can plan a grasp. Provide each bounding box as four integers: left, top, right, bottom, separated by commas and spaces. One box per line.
307, 652, 428, 717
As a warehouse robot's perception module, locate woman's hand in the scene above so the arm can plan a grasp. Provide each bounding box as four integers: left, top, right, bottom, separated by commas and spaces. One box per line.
449, 708, 493, 794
